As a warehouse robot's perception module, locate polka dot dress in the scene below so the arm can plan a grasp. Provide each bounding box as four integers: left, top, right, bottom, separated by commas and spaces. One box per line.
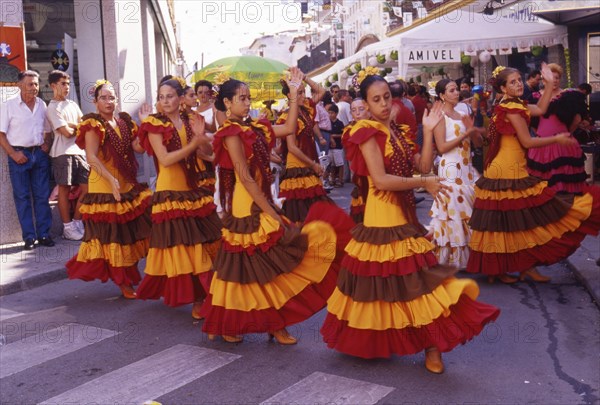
429, 114, 480, 268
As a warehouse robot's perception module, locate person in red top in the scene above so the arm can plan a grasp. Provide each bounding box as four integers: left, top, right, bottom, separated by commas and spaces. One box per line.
409, 84, 428, 143
390, 83, 417, 144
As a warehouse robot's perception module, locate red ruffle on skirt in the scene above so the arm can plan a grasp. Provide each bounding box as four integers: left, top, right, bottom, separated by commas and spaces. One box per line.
467, 230, 588, 275
280, 185, 328, 200
202, 262, 339, 335
66, 257, 141, 287
320, 295, 500, 359
136, 272, 212, 307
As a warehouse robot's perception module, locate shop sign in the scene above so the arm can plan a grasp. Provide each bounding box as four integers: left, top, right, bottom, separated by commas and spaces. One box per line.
404, 48, 460, 63
0, 25, 26, 86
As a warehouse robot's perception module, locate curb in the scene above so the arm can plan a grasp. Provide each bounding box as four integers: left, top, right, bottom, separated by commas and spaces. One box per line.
565, 258, 600, 309
0, 266, 68, 297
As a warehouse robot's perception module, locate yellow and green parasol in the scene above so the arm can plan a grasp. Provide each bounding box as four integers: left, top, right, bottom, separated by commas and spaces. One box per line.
192, 55, 289, 103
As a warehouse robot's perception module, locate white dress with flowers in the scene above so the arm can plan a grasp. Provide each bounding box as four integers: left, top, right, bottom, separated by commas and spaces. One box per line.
428, 114, 479, 268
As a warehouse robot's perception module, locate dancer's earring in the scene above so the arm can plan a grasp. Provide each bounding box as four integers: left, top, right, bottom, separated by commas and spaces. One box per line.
226, 108, 231, 118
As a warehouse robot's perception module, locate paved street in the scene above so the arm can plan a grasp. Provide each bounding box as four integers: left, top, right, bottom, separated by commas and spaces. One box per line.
1, 185, 599, 404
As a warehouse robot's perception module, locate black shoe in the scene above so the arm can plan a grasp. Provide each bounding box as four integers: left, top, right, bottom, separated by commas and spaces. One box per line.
38, 237, 55, 247
24, 238, 35, 251
415, 196, 425, 204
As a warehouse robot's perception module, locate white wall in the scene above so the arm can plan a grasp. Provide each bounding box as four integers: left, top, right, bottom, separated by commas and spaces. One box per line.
0, 0, 25, 244
74, 0, 105, 114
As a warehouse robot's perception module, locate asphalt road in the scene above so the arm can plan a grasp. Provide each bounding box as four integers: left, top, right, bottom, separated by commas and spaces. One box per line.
1, 189, 598, 404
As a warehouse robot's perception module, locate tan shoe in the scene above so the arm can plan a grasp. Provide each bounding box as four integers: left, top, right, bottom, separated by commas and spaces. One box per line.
425, 347, 444, 374
268, 328, 297, 345
519, 268, 551, 283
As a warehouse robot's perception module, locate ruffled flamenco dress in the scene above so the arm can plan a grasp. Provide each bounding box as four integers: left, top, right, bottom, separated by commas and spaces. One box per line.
201, 119, 354, 339
467, 98, 600, 277
321, 120, 500, 359
527, 90, 589, 194
429, 114, 480, 268
135, 113, 222, 307
66, 113, 152, 289
277, 99, 330, 223
342, 122, 367, 223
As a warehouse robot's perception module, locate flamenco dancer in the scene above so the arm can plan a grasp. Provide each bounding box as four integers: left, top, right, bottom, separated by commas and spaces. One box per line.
321, 72, 500, 374
527, 64, 589, 194
467, 64, 600, 284
66, 80, 152, 299
428, 79, 482, 268
277, 74, 331, 223
201, 68, 353, 344
135, 78, 222, 319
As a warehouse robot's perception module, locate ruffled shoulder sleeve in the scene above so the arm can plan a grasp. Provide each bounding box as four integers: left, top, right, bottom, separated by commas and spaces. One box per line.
138, 114, 175, 155
276, 109, 288, 126
213, 120, 258, 169
276, 106, 304, 136
305, 99, 316, 118
493, 98, 530, 135
343, 119, 390, 176
275, 100, 315, 135
75, 113, 105, 150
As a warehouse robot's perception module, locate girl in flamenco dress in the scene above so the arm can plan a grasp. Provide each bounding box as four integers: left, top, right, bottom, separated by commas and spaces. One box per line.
135, 78, 222, 320
527, 64, 589, 194
277, 75, 331, 223
321, 73, 500, 374
201, 68, 354, 344
428, 79, 483, 268
466, 64, 600, 284
344, 98, 371, 224
66, 80, 152, 299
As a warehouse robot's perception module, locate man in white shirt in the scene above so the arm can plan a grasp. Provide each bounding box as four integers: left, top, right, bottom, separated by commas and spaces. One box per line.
47, 70, 88, 240
336, 89, 353, 126
0, 70, 54, 250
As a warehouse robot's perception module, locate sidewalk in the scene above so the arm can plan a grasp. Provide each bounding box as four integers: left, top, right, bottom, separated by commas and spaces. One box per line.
0, 238, 80, 296
1, 185, 599, 304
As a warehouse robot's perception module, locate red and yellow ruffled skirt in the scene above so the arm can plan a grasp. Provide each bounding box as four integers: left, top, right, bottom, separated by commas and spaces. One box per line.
66, 185, 152, 287
321, 222, 500, 359
202, 201, 354, 336
349, 185, 366, 224
136, 189, 222, 307
467, 176, 600, 276
279, 167, 331, 223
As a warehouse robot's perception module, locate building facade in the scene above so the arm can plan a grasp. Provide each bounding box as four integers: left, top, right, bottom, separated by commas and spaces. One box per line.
0, 0, 183, 244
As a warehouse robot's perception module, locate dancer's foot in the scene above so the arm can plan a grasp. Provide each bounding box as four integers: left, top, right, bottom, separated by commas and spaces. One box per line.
191, 302, 204, 320
268, 328, 297, 345
487, 275, 518, 284
425, 347, 444, 374
519, 268, 551, 283
119, 284, 136, 299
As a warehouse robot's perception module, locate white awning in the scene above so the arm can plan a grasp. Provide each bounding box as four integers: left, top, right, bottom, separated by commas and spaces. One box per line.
314, 10, 568, 84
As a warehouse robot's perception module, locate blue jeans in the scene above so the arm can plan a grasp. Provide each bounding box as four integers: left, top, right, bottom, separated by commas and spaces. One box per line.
8, 147, 53, 240
316, 130, 331, 154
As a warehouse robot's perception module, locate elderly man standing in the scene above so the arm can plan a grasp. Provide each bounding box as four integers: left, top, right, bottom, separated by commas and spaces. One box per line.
0, 70, 55, 250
